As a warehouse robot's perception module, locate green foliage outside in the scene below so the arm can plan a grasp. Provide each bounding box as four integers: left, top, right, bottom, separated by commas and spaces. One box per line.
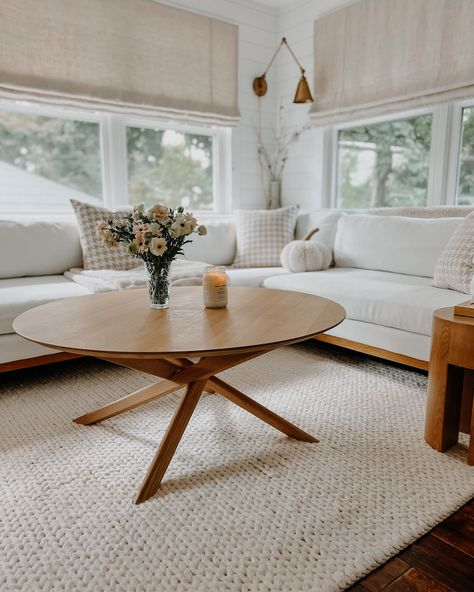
127, 127, 213, 210
0, 112, 214, 211
1, 107, 472, 211
0, 111, 102, 198
338, 115, 432, 208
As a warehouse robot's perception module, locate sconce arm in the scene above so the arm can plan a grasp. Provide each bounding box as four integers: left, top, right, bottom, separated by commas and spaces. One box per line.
262, 37, 305, 78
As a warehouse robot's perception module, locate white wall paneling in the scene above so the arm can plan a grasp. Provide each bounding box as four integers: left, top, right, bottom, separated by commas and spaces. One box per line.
275, 0, 354, 210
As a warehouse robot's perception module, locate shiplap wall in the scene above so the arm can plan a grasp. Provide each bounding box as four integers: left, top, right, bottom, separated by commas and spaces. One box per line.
276, 0, 354, 210
159, 0, 279, 210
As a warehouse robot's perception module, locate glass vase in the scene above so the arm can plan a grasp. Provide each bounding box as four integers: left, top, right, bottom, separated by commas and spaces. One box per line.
269, 179, 281, 209
145, 262, 171, 309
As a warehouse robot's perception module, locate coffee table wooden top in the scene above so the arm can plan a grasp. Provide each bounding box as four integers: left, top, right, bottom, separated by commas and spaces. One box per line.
14, 287, 345, 359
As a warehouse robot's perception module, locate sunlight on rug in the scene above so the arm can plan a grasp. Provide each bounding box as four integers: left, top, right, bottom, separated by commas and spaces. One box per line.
1, 344, 473, 592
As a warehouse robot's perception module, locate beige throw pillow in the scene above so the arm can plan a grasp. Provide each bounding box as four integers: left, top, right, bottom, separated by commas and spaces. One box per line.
433, 211, 474, 294
71, 199, 141, 270
232, 206, 299, 268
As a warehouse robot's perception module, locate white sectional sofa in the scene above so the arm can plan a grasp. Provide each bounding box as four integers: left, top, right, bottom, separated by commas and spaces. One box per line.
0, 206, 471, 371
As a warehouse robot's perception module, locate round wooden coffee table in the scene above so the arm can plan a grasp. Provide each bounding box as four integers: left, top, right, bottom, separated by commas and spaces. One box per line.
14, 287, 345, 503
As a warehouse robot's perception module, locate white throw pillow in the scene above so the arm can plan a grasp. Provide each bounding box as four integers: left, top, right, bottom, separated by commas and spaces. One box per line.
333, 213, 462, 278
280, 240, 332, 273
433, 211, 474, 294
0, 219, 83, 279
182, 221, 236, 266
71, 199, 141, 270
232, 206, 298, 268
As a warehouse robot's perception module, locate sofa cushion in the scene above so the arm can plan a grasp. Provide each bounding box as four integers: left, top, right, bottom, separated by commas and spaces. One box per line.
232, 206, 298, 268
334, 214, 462, 278
0, 219, 83, 279
263, 268, 466, 336
226, 267, 289, 287
0, 276, 90, 335
433, 211, 474, 294
182, 220, 236, 266
71, 200, 140, 270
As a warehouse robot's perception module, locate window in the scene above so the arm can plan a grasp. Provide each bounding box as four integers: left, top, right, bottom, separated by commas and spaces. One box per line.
0, 109, 102, 214
0, 102, 229, 215
127, 126, 213, 211
336, 114, 432, 209
456, 107, 474, 205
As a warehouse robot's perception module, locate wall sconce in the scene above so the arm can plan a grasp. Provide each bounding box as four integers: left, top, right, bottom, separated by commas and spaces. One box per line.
252, 37, 313, 104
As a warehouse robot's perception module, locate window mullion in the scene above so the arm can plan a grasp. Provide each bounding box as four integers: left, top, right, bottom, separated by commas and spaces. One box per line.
445, 102, 464, 206
322, 127, 337, 208
101, 114, 129, 208
215, 128, 232, 214
427, 104, 451, 206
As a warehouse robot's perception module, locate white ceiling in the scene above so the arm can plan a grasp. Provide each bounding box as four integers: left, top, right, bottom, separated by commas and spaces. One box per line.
251, 0, 347, 10
253, 0, 299, 7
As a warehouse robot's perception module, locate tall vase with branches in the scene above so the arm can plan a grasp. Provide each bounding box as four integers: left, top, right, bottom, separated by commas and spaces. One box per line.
256, 105, 310, 208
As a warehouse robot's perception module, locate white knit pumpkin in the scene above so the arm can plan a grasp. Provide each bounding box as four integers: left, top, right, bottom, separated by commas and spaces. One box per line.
280, 240, 332, 273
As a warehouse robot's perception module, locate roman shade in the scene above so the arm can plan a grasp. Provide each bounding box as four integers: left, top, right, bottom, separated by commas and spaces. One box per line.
0, 0, 239, 125
310, 0, 474, 125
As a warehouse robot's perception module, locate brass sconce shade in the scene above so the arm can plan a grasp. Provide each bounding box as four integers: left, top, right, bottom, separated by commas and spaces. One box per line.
293, 71, 313, 103
252, 37, 314, 103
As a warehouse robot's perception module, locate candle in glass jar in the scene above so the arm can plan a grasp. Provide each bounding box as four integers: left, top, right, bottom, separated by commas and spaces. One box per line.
203, 266, 228, 308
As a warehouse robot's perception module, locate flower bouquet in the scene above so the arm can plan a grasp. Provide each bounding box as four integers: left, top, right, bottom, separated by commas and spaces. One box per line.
98, 204, 207, 309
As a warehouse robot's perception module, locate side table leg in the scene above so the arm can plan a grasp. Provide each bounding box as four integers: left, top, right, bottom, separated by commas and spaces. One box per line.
470, 398, 474, 466
425, 316, 464, 451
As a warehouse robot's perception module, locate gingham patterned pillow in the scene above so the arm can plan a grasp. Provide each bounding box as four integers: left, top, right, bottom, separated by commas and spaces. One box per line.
71, 199, 141, 270
232, 206, 299, 268
433, 211, 474, 294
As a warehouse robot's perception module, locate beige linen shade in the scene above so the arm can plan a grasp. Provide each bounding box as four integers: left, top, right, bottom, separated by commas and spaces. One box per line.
0, 0, 240, 125
310, 0, 474, 125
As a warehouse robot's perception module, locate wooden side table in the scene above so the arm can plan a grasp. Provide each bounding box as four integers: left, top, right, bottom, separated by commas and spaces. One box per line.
425, 306, 474, 464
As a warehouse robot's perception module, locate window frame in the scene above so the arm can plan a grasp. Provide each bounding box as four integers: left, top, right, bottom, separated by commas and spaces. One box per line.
0, 99, 232, 215
323, 100, 474, 210
446, 98, 474, 206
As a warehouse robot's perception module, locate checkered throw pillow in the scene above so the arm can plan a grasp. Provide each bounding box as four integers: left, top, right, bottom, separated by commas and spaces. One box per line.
433, 211, 474, 294
232, 206, 299, 268
71, 200, 141, 270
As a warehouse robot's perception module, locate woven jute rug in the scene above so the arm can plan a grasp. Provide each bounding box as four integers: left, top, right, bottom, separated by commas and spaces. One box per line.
1, 345, 473, 592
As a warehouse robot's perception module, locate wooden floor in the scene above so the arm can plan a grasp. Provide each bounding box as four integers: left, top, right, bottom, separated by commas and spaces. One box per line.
349, 498, 474, 592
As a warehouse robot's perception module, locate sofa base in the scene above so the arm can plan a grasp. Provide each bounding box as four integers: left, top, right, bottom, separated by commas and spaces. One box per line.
315, 334, 428, 371
1, 338, 428, 374
0, 326, 429, 373
0, 352, 80, 373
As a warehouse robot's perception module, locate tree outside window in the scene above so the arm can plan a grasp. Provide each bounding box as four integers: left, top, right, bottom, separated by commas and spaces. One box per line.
127, 126, 213, 211
337, 115, 432, 208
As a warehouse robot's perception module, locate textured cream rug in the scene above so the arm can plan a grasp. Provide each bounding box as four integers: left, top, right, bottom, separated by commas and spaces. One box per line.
1, 345, 473, 592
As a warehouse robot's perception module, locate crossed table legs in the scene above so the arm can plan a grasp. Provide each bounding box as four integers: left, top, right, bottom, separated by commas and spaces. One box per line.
73, 350, 318, 504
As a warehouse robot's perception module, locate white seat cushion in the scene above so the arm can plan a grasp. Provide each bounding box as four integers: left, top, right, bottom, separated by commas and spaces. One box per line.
226, 267, 289, 287
263, 268, 466, 336
0, 276, 91, 335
